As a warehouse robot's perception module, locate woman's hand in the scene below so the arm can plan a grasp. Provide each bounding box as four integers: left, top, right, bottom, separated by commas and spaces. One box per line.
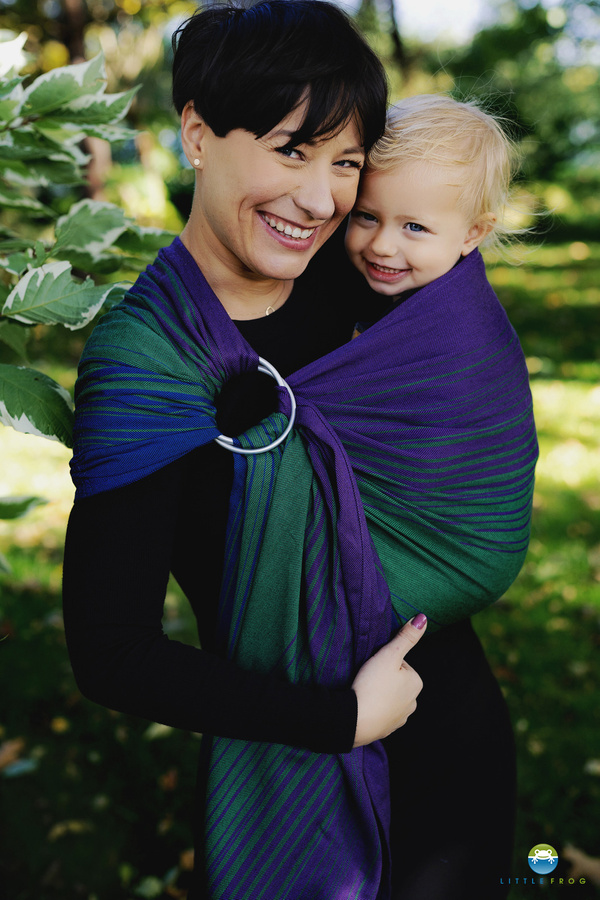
352, 615, 427, 748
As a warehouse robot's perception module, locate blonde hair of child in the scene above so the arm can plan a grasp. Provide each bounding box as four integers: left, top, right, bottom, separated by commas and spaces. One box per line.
368, 94, 523, 255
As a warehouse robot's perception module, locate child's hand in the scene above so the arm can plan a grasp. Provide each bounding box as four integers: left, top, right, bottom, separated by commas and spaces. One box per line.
351, 615, 427, 748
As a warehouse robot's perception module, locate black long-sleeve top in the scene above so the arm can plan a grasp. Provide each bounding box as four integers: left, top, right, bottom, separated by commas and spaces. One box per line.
62, 248, 389, 754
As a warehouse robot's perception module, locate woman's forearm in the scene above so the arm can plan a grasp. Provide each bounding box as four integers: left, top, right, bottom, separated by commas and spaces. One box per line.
62, 465, 357, 753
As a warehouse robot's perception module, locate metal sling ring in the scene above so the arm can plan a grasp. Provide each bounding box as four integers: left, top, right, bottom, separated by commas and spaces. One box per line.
214, 356, 297, 455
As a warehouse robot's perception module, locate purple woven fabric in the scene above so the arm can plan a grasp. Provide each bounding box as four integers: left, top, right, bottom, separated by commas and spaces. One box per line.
71, 238, 537, 898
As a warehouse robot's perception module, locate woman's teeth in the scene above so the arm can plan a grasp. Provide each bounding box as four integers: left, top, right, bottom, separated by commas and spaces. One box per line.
264, 216, 315, 240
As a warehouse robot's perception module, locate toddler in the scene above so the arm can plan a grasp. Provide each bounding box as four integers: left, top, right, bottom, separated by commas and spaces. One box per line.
340, 97, 537, 897
345, 93, 519, 331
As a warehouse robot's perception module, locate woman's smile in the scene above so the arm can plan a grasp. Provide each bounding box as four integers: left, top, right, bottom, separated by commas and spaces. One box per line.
259, 212, 318, 245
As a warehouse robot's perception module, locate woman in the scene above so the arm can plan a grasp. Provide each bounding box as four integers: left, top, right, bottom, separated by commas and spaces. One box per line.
64, 2, 422, 895
63, 2, 533, 897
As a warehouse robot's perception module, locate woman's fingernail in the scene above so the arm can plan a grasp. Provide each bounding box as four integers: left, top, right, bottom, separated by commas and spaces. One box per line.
411, 613, 427, 630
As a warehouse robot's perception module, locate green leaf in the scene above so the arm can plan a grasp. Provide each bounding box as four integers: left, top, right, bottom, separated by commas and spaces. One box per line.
54, 199, 129, 260
0, 320, 30, 360
0, 251, 32, 276
0, 156, 84, 188
0, 76, 25, 101
0, 364, 73, 446
29, 121, 89, 155
70, 122, 137, 143
0, 127, 72, 161
102, 284, 128, 308
0, 234, 36, 253
2, 260, 114, 330
51, 248, 126, 276
0, 184, 51, 215
0, 550, 9, 574
0, 495, 47, 520
18, 54, 106, 119
79, 53, 106, 92
116, 225, 175, 256
0, 96, 20, 122
0, 77, 24, 124
56, 86, 139, 126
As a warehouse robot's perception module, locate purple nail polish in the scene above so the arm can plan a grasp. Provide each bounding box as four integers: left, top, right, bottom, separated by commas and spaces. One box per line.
412, 613, 427, 630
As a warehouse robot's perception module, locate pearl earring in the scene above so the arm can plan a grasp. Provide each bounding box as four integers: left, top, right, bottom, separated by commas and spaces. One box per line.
193, 158, 200, 167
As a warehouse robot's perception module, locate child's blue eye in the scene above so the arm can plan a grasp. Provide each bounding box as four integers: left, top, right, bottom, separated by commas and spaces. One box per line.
406, 222, 425, 232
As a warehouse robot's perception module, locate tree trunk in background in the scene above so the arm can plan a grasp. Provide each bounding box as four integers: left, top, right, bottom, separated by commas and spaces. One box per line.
60, 0, 112, 200
357, 0, 410, 77
388, 0, 409, 75
60, 0, 86, 62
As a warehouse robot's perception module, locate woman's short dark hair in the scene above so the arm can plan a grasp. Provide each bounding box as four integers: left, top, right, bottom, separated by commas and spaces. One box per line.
172, 0, 387, 153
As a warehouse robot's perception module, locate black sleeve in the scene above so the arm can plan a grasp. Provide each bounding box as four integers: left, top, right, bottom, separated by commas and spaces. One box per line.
62, 454, 358, 754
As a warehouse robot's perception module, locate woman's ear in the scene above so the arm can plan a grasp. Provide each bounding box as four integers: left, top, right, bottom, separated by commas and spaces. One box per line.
461, 213, 496, 256
181, 101, 206, 170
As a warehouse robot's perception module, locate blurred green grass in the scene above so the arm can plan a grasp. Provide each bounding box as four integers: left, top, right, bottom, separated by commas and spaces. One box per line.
476, 241, 600, 897
1, 239, 599, 898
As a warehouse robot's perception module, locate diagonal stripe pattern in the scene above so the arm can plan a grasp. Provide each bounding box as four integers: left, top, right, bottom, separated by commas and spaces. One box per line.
71, 238, 538, 898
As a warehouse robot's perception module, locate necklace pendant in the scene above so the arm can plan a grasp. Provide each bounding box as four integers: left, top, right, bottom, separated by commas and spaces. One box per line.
265, 305, 275, 316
